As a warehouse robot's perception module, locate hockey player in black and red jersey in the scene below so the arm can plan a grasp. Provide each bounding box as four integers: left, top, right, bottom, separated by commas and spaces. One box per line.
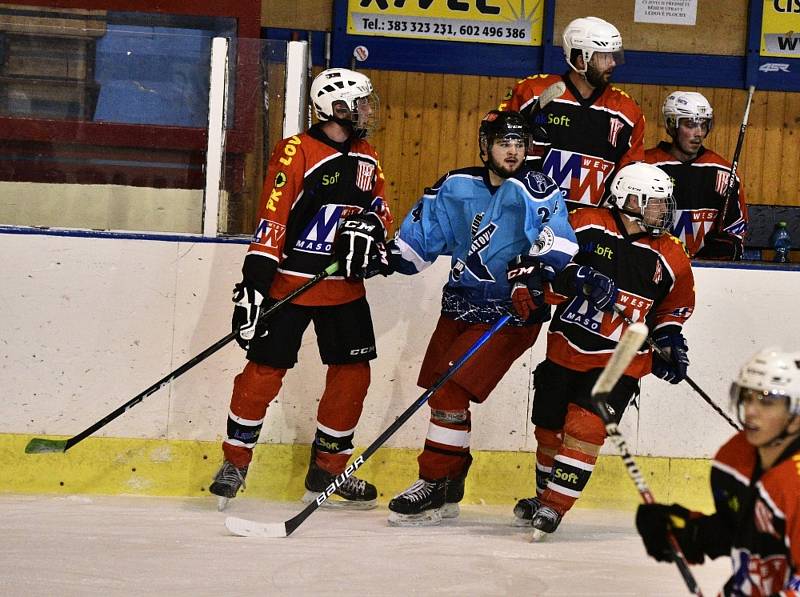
513, 162, 696, 539
645, 91, 748, 260
637, 348, 800, 596
209, 68, 392, 510
499, 16, 645, 208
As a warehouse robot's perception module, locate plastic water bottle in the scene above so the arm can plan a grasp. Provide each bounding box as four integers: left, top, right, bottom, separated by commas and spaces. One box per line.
770, 221, 792, 263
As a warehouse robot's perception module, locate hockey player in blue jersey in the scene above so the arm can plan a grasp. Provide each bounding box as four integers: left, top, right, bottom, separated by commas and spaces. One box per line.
383, 111, 594, 526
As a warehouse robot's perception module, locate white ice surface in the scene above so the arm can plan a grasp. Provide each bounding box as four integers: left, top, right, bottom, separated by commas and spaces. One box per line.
2, 494, 730, 596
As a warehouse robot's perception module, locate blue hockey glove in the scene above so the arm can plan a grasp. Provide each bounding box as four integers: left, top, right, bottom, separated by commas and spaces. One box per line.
651, 332, 689, 384
507, 255, 545, 322
574, 265, 618, 312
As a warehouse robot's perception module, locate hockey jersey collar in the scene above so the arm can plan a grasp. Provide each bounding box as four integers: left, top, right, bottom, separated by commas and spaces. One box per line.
562, 71, 604, 106
656, 140, 707, 165
611, 205, 649, 242
307, 123, 353, 154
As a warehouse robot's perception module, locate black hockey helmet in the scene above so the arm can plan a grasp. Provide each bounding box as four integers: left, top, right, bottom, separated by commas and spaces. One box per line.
479, 110, 530, 152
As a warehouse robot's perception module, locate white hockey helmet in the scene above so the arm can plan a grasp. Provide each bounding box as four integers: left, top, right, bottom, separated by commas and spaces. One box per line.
608, 162, 675, 236
310, 68, 379, 136
731, 348, 800, 417
562, 17, 624, 74
663, 91, 714, 136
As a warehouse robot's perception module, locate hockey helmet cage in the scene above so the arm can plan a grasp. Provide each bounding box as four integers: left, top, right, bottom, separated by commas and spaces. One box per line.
310, 68, 379, 136
663, 91, 713, 136
562, 17, 624, 74
608, 162, 675, 236
731, 348, 800, 417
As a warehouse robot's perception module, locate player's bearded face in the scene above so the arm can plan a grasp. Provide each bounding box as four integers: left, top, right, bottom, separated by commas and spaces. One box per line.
586, 52, 615, 88
487, 138, 526, 177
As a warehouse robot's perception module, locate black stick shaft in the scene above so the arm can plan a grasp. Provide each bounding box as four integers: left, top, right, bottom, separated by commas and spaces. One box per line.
283, 314, 512, 536
717, 85, 755, 231
612, 306, 740, 431
59, 263, 338, 452
594, 397, 703, 596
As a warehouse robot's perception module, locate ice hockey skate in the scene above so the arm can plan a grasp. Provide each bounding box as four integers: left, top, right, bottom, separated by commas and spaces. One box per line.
387, 478, 447, 526
439, 472, 467, 520
530, 505, 563, 542
209, 461, 248, 511
512, 496, 541, 527
302, 460, 377, 510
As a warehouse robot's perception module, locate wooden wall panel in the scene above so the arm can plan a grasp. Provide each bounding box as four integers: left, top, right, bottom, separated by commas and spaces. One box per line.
417, 73, 444, 191
363, 72, 799, 223
261, 0, 332, 31
779, 93, 800, 203
554, 0, 748, 55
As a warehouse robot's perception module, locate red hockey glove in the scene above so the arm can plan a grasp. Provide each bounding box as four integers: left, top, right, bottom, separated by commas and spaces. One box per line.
507, 255, 545, 322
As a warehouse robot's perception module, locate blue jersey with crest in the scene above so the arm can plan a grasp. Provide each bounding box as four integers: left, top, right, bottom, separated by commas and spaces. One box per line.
392, 165, 578, 310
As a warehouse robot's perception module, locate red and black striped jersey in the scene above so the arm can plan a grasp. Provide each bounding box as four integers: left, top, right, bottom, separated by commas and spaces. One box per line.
645, 142, 748, 258
545, 207, 694, 378
247, 124, 392, 306
708, 432, 800, 596
499, 73, 645, 207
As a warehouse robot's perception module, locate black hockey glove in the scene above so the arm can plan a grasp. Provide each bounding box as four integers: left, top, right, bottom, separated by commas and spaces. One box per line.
696, 232, 743, 261
507, 255, 546, 322
231, 282, 267, 350
635, 503, 706, 565
651, 332, 689, 384
334, 212, 387, 279
231, 255, 277, 350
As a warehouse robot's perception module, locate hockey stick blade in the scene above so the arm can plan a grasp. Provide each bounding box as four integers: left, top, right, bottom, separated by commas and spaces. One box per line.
24, 437, 68, 454
225, 516, 287, 538
538, 81, 566, 109
592, 322, 648, 398
24, 262, 340, 456
223, 315, 511, 538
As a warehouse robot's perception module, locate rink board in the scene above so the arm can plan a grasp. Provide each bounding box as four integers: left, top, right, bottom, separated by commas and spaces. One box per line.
2, 231, 799, 516
0, 433, 714, 512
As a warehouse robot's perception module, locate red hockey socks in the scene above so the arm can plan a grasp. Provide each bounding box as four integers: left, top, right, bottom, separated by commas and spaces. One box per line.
223, 362, 287, 467
540, 404, 606, 515
313, 362, 370, 473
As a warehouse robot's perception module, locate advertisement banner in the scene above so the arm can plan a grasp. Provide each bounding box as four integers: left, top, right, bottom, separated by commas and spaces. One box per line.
347, 0, 543, 46
761, 0, 800, 58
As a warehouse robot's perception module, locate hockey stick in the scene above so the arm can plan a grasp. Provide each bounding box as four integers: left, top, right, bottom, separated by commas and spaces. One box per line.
611, 305, 739, 431
225, 313, 513, 538
24, 262, 340, 455
525, 81, 565, 163
535, 81, 566, 112
591, 323, 704, 597
716, 85, 755, 233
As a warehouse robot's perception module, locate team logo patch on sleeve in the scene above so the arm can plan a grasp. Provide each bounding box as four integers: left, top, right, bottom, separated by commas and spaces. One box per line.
253, 218, 286, 248
523, 170, 556, 196
529, 226, 555, 256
